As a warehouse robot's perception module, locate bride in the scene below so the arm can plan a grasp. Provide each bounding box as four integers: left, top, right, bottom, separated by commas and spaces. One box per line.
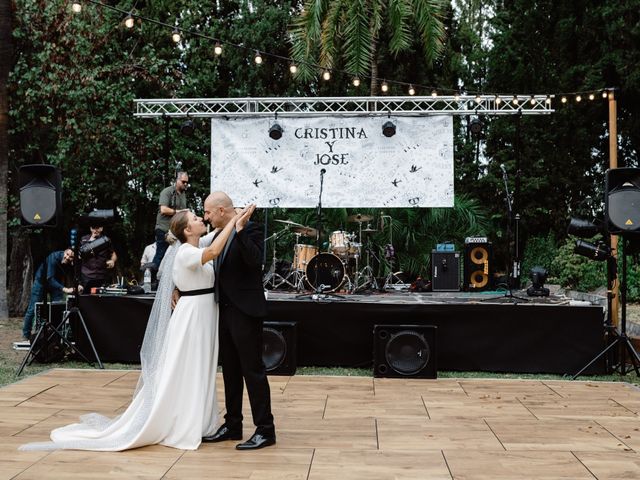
20, 206, 253, 451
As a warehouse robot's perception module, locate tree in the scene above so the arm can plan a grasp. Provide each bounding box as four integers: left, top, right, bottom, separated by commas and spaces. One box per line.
289, 0, 448, 93
0, 0, 12, 319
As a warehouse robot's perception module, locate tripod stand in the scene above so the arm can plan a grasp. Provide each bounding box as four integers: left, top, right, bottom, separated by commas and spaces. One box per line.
572, 236, 640, 379
262, 228, 289, 289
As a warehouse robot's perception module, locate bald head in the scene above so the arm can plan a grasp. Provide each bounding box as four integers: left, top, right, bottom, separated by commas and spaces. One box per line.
204, 191, 234, 228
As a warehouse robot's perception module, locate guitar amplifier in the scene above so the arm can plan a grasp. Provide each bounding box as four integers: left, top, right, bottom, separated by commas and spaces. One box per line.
431, 251, 460, 292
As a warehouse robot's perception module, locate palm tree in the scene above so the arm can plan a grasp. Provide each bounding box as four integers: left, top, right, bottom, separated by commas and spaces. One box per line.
290, 0, 447, 93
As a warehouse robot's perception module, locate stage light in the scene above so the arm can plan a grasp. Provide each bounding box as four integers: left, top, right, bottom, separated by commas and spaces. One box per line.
268, 123, 283, 140
545, 95, 552, 105
495, 95, 502, 104
180, 119, 194, 136
382, 121, 396, 138
289, 63, 297, 74
574, 239, 611, 262
352, 77, 361, 87
512, 95, 519, 105
72, 1, 82, 13
124, 13, 134, 28
468, 117, 483, 136
431, 89, 438, 97
475, 94, 481, 103
408, 85, 415, 96
567, 218, 603, 238
214, 42, 223, 56
254, 51, 263, 64
602, 90, 608, 99
172, 29, 181, 43
530, 96, 536, 105
526, 266, 550, 297
381, 81, 389, 93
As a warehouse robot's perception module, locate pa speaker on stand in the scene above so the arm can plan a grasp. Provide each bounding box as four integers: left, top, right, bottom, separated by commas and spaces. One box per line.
606, 168, 640, 235
373, 325, 437, 378
19, 164, 62, 227
263, 321, 297, 375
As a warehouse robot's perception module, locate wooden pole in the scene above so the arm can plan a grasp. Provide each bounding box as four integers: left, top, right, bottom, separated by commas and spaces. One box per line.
609, 89, 619, 327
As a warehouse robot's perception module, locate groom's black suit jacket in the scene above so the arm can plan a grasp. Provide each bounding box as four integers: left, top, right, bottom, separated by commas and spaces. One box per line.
217, 221, 267, 318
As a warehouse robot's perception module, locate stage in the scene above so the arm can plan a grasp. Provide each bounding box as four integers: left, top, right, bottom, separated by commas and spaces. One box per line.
74, 290, 606, 375
2, 369, 640, 479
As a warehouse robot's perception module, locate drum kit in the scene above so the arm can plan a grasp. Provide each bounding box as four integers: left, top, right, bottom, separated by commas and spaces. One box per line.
263, 214, 382, 293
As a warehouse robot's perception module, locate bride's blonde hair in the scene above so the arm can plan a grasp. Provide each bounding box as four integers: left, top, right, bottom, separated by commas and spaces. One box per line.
170, 211, 190, 243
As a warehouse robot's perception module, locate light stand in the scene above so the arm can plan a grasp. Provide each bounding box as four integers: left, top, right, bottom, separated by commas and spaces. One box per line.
572, 236, 640, 379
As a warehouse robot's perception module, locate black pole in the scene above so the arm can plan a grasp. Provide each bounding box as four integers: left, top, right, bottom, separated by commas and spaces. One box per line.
513, 111, 522, 285
163, 116, 171, 185
316, 169, 325, 251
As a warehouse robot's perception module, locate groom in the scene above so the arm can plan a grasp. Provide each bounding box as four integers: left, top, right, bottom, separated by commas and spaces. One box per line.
201, 191, 276, 450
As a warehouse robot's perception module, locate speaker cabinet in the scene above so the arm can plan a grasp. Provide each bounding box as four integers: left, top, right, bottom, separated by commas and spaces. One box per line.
263, 321, 297, 375
19, 164, 62, 227
35, 301, 67, 328
373, 325, 437, 378
463, 238, 493, 291
431, 251, 460, 291
605, 168, 640, 234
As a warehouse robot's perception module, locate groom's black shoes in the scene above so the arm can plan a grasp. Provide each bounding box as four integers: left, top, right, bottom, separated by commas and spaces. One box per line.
235, 432, 276, 450
202, 424, 242, 443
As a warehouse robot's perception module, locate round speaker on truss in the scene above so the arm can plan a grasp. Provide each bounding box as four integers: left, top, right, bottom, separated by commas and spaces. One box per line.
384, 330, 430, 375
263, 327, 287, 371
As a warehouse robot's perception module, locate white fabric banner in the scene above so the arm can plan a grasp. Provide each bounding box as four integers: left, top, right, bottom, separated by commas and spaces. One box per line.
210, 115, 453, 208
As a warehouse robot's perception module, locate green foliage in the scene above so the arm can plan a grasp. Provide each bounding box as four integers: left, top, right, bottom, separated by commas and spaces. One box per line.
521, 233, 557, 283
550, 236, 607, 292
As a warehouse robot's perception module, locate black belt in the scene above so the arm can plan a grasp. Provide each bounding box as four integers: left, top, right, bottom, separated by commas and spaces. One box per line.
179, 287, 215, 296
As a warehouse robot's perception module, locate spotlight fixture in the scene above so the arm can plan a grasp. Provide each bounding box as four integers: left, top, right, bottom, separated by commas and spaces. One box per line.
468, 117, 483, 136
567, 218, 603, 238
382, 121, 396, 138
289, 63, 297, 74
352, 77, 361, 87
214, 42, 223, 55
408, 85, 415, 96
172, 28, 181, 43
180, 119, 195, 136
268, 123, 283, 140
381, 81, 389, 93
124, 13, 135, 29
254, 51, 263, 64
72, 1, 82, 13
574, 239, 611, 262
322, 69, 331, 81
526, 266, 550, 297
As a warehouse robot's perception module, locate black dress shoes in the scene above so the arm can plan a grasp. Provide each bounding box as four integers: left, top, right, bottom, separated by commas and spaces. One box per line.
202, 424, 243, 443
235, 432, 276, 450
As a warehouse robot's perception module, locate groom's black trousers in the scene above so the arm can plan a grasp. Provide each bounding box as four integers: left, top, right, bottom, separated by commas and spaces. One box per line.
218, 302, 275, 437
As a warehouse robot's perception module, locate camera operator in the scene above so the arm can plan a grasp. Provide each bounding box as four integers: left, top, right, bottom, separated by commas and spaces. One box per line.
80, 224, 117, 291
151, 171, 189, 270
21, 249, 75, 342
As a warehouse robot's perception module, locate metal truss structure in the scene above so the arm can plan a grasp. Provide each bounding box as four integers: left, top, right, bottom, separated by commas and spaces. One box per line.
134, 95, 554, 118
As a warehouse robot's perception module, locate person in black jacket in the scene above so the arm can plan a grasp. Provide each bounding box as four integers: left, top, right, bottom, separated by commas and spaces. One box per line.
200, 192, 275, 450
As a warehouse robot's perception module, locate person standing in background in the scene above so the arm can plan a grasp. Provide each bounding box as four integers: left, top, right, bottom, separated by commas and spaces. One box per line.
152, 171, 189, 269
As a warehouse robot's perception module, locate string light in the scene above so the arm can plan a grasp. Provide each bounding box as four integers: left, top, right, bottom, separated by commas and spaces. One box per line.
381, 81, 389, 93
408, 85, 415, 96
431, 89, 438, 97
575, 94, 582, 102
254, 50, 263, 64
214, 42, 223, 56
171, 28, 181, 43
529, 96, 536, 105
322, 69, 331, 81
475, 94, 481, 103
512, 95, 519, 105
588, 93, 595, 101
545, 95, 551, 105
602, 90, 608, 99
352, 77, 361, 87
495, 95, 502, 104
289, 63, 297, 74
561, 96, 567, 103
454, 92, 460, 101
124, 13, 134, 29
72, 1, 82, 13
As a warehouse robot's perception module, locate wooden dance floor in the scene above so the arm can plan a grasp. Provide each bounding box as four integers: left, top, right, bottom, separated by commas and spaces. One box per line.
2, 369, 640, 479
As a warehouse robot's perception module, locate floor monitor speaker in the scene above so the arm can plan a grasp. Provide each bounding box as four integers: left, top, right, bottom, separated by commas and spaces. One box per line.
373, 325, 437, 378
263, 321, 297, 375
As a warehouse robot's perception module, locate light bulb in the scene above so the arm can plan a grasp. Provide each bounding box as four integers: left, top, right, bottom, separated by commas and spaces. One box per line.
353, 77, 361, 87
475, 94, 481, 103
289, 63, 297, 74
561, 96, 567, 103
530, 96, 536, 105
512, 95, 519, 105
172, 29, 181, 43
495, 95, 502, 104
545, 96, 551, 105
72, 2, 82, 13
254, 51, 263, 64
214, 42, 222, 56
124, 14, 134, 29
588, 93, 595, 100
381, 81, 389, 93
408, 85, 415, 96
322, 70, 330, 81
576, 95, 582, 102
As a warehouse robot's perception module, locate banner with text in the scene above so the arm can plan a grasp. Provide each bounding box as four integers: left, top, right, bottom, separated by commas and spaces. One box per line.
210, 115, 453, 208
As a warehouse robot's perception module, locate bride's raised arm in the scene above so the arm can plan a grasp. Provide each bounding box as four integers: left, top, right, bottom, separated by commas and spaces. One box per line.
200, 208, 245, 264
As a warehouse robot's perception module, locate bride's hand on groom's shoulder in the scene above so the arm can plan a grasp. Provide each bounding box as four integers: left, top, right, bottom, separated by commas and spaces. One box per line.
235, 204, 256, 232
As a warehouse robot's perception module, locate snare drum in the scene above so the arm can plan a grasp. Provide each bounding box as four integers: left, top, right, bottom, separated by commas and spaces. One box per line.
330, 231, 350, 254
293, 244, 318, 271
305, 253, 346, 292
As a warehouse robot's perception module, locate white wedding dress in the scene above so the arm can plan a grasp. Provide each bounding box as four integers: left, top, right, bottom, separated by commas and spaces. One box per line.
20, 243, 219, 451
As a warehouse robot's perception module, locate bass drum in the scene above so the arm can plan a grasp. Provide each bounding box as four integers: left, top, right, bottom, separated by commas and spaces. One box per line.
305, 253, 346, 293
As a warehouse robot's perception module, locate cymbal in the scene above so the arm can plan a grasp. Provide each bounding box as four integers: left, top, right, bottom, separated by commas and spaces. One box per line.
347, 213, 374, 223
292, 225, 318, 237
274, 219, 302, 227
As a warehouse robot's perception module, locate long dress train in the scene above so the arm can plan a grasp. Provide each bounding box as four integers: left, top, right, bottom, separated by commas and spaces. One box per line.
19, 242, 219, 451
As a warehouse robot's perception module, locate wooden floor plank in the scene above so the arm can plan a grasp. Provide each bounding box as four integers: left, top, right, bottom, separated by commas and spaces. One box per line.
573, 451, 640, 480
